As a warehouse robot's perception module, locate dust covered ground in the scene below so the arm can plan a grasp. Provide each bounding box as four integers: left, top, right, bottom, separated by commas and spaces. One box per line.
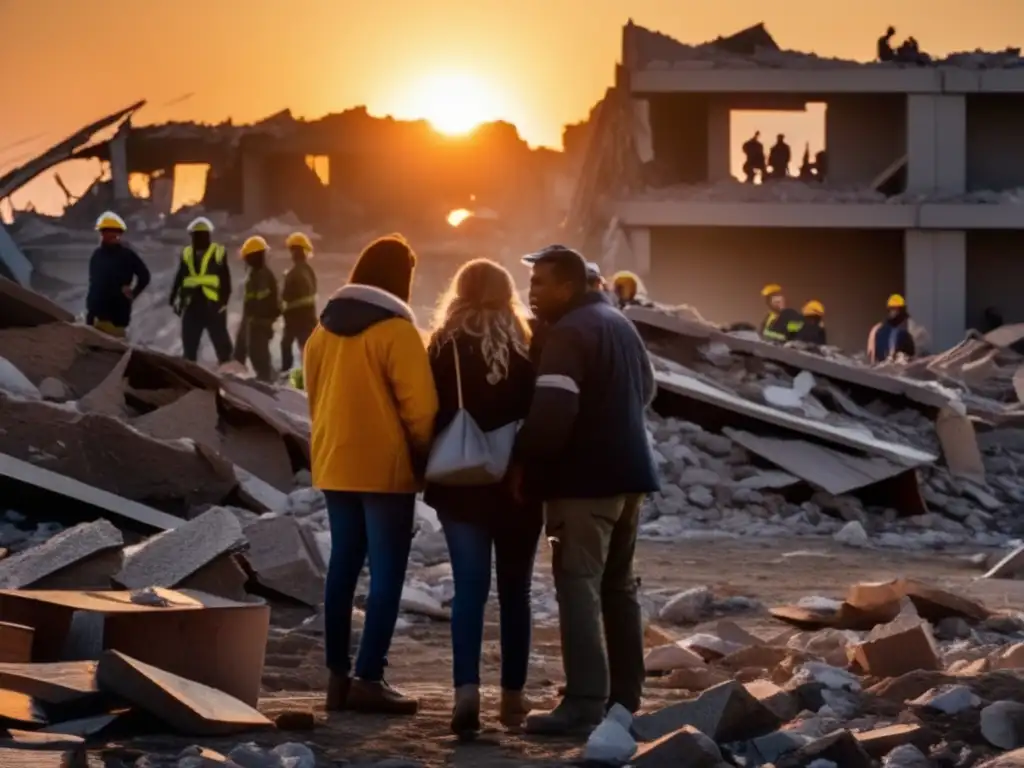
96, 537, 1011, 767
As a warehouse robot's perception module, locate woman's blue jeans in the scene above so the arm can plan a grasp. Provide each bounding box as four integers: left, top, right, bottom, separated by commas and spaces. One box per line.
441, 516, 541, 690
323, 490, 415, 681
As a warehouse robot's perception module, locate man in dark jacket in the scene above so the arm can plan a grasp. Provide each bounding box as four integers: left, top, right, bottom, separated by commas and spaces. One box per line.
514, 245, 658, 735
524, 250, 607, 366
795, 300, 827, 346
169, 217, 233, 364
86, 211, 150, 337
280, 231, 319, 372
234, 235, 280, 382
868, 293, 916, 363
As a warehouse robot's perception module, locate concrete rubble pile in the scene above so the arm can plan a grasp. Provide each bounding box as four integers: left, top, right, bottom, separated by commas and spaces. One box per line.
585, 577, 1024, 767
628, 306, 1024, 557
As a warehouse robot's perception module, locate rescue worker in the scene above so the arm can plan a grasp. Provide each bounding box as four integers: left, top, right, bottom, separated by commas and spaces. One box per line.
86, 211, 150, 337
610, 270, 647, 310
233, 235, 280, 382
760, 284, 804, 342
742, 131, 766, 184
867, 293, 916, 363
169, 217, 233, 364
795, 300, 827, 345
279, 232, 318, 372
767, 134, 791, 179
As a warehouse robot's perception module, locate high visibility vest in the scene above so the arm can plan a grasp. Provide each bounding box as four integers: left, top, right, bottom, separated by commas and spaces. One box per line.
181, 244, 225, 302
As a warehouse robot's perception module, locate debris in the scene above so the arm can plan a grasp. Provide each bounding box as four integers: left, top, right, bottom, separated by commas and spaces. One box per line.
0, 623, 32, 664
851, 615, 941, 677
835, 521, 869, 548
984, 544, 1024, 580
95, 649, 273, 736
631, 679, 781, 742
0, 359, 39, 400
908, 683, 980, 714
982, 700, 1024, 750
659, 586, 713, 625
0, 520, 123, 589
0, 278, 74, 330
583, 703, 637, 764
242, 516, 324, 607
630, 724, 722, 767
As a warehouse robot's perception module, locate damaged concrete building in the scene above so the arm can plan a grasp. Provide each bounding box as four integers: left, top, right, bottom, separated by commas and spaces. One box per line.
573, 21, 1024, 352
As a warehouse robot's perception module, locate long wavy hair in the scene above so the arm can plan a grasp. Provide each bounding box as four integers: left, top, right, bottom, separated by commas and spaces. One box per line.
430, 259, 532, 384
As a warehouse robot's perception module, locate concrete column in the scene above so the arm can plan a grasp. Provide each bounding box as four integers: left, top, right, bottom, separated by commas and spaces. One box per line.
907, 94, 966, 195
109, 125, 130, 201
707, 98, 731, 181
627, 227, 651, 277
904, 230, 966, 351
241, 152, 268, 221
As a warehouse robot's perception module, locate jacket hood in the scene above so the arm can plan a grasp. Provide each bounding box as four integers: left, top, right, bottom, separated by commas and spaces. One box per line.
319, 283, 416, 337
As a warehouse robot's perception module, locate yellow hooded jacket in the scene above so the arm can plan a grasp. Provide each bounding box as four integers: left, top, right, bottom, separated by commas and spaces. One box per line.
304, 284, 438, 493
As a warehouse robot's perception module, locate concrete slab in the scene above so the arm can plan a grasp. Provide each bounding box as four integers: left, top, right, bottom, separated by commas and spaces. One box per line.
242, 517, 324, 606
95, 649, 273, 736
631, 724, 722, 767
631, 679, 781, 743
0, 520, 123, 589
114, 507, 245, 590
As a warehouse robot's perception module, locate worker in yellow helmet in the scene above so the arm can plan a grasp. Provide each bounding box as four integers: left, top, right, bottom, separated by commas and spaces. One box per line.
86, 212, 150, 338
759, 284, 804, 343
610, 270, 648, 310
233, 235, 280, 382
867, 293, 915, 363
169, 216, 234, 364
279, 232, 318, 374
794, 300, 827, 345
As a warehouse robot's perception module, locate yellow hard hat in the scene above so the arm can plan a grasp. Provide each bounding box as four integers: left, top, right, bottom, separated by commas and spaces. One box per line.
761, 283, 782, 297
802, 300, 825, 316
95, 211, 127, 232
240, 235, 270, 258
611, 270, 639, 289
285, 232, 313, 253
187, 216, 214, 233
887, 293, 906, 309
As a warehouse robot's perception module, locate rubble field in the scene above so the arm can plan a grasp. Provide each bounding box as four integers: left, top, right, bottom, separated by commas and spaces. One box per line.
4, 277, 1024, 765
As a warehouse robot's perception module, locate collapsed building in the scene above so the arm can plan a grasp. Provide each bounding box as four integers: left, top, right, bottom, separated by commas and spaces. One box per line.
571, 21, 1024, 352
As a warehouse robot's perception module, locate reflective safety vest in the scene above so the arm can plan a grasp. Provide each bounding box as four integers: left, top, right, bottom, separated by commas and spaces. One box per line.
181, 244, 226, 302
282, 294, 317, 311
761, 310, 803, 342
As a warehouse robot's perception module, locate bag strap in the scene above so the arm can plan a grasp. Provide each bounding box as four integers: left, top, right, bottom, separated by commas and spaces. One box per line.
452, 340, 464, 410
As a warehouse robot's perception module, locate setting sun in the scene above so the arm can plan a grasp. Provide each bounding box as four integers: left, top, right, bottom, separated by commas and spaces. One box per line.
408, 73, 501, 136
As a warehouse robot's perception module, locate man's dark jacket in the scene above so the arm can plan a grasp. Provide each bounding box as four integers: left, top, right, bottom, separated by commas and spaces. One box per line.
86, 242, 151, 328
515, 292, 659, 500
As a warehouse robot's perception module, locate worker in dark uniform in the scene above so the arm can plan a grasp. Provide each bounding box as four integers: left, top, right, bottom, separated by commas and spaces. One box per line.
796, 300, 827, 345
169, 217, 233, 364
867, 293, 916, 363
279, 231, 319, 373
86, 211, 150, 338
760, 284, 804, 342
234, 235, 280, 382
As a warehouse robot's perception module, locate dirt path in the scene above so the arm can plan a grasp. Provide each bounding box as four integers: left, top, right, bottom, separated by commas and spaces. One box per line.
103, 537, 1010, 766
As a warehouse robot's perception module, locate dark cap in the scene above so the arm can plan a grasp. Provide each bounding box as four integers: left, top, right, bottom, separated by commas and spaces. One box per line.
522, 244, 586, 267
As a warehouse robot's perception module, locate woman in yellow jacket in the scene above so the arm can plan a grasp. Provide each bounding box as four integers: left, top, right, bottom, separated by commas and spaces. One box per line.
304, 234, 439, 716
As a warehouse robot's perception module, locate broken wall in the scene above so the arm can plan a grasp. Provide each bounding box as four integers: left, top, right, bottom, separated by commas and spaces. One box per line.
648, 94, 712, 185
649, 226, 904, 351
826, 95, 906, 187
966, 95, 1024, 192
966, 230, 1024, 328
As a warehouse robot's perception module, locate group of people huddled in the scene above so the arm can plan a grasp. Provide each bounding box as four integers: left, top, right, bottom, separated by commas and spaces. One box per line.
304, 237, 658, 739
85, 211, 319, 382
757, 283, 917, 363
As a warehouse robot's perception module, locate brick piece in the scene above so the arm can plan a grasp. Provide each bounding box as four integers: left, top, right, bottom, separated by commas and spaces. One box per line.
851, 618, 941, 677
631, 725, 722, 767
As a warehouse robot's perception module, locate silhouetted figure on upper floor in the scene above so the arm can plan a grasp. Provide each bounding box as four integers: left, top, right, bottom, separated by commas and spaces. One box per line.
741, 131, 766, 184
878, 26, 896, 62
799, 144, 814, 181
896, 36, 932, 65
767, 134, 791, 180
814, 150, 828, 183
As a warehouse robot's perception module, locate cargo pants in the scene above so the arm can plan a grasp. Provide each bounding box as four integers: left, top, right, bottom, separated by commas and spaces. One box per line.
545, 494, 646, 712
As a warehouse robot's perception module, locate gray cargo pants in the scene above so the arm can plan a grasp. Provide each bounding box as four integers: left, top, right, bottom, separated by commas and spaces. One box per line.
545, 494, 645, 712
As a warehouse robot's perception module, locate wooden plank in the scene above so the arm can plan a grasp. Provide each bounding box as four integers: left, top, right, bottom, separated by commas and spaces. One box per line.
0, 623, 32, 664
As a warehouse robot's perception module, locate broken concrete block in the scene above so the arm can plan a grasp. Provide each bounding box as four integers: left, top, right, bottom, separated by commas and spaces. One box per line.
776, 729, 873, 768
95, 649, 273, 736
0, 519, 122, 589
583, 704, 636, 764
644, 642, 707, 673
243, 516, 324, 606
36, 377, 69, 402
659, 586, 712, 624
631, 679, 781, 743
234, 466, 288, 514
851, 617, 941, 677
0, 357, 39, 400
982, 700, 1024, 750
114, 507, 245, 590
631, 724, 721, 767
745, 679, 799, 721
0, 622, 32, 663
77, 350, 130, 418
880, 743, 931, 768
400, 585, 449, 620
855, 724, 931, 759
908, 683, 980, 714
834, 520, 869, 548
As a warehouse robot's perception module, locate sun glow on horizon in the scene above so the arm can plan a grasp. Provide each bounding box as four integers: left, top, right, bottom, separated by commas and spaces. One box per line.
406, 72, 503, 136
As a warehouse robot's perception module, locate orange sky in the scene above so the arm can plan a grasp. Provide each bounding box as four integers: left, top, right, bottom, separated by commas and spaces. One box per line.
3, 0, 1024, 213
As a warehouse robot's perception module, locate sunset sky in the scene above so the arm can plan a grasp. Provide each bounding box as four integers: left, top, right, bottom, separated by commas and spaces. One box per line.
3, 0, 1024, 213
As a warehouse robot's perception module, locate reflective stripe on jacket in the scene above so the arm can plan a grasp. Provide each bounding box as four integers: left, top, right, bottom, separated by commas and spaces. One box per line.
282, 295, 317, 311
181, 244, 226, 302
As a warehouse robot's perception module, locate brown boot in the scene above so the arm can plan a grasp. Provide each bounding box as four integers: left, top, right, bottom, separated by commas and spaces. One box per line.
450, 684, 481, 739
499, 689, 531, 730
346, 678, 419, 715
325, 673, 350, 712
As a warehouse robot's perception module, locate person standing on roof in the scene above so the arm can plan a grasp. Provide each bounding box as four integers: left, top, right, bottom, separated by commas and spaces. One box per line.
169, 217, 233, 365
233, 236, 280, 382
877, 26, 896, 62
795, 300, 827, 345
767, 134, 792, 179
280, 232, 319, 373
741, 131, 766, 183
759, 284, 804, 342
86, 212, 150, 338
867, 294, 916, 363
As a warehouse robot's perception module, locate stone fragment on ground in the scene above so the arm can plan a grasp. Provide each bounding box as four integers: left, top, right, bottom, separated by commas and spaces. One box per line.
0, 518, 122, 589
982, 700, 1024, 750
